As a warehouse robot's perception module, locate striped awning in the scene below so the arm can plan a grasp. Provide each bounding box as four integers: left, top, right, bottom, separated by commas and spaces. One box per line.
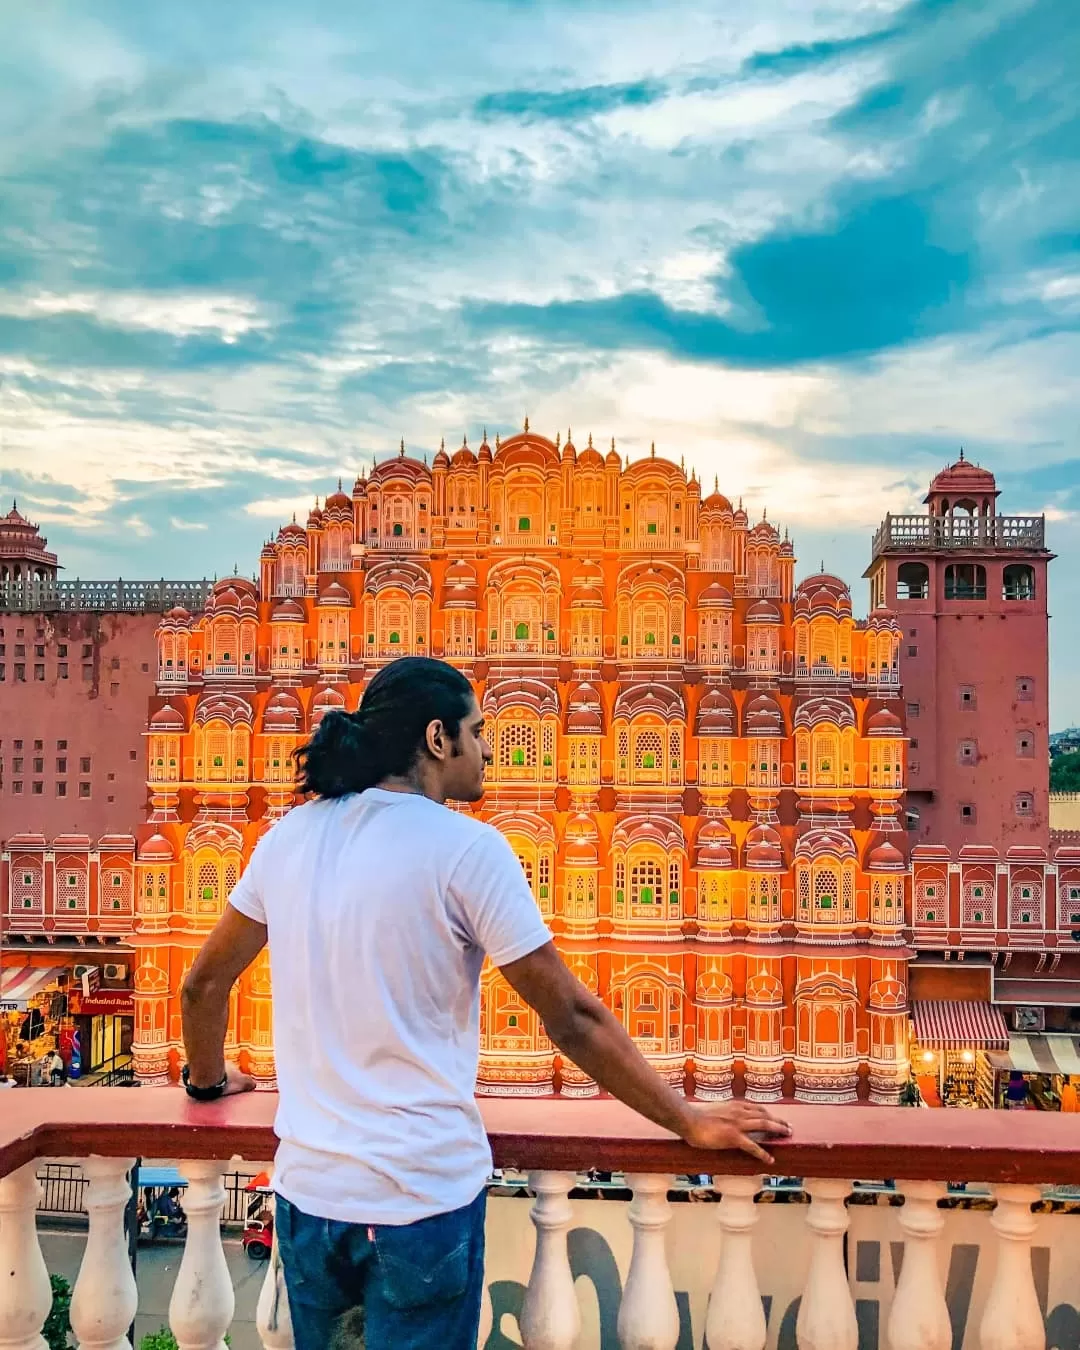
911, 1000, 1010, 1050
0, 965, 60, 1011
1006, 1035, 1080, 1077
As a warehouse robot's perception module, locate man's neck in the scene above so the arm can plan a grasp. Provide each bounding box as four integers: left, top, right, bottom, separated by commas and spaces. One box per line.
376, 771, 445, 804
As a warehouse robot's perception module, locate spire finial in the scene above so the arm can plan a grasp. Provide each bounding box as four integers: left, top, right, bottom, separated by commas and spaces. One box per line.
651, 441, 656, 457
714, 475, 718, 491
738, 496, 743, 510
555, 430, 561, 449
462, 433, 468, 448
423, 453, 428, 466
292, 512, 296, 523
611, 437, 616, 453
959, 445, 965, 461
680, 454, 685, 471
821, 559, 825, 572
495, 432, 501, 449
440, 437, 445, 452
372, 452, 377, 468
524, 414, 529, 433
399, 438, 405, 457
338, 477, 342, 491
763, 507, 767, 520
482, 426, 488, 442
587, 432, 593, 448
567, 426, 572, 445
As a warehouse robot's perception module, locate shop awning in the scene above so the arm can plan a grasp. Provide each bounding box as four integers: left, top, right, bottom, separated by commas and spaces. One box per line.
1004, 1035, 1080, 1076
0, 966, 59, 1011
911, 1000, 1010, 1050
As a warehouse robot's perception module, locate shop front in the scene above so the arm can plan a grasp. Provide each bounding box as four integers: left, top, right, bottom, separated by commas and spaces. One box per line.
68, 987, 135, 1080
985, 1033, 1080, 1112
909, 999, 1011, 1108
0, 963, 74, 1085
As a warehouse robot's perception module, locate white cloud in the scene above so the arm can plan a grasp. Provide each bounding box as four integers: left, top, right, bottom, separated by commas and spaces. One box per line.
0, 290, 270, 340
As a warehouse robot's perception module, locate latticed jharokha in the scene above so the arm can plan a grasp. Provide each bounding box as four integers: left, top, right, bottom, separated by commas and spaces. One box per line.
128, 429, 912, 1104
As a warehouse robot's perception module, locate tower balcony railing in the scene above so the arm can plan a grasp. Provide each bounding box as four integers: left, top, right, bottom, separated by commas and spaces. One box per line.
1, 577, 214, 613
872, 513, 1046, 558
3, 1093, 1080, 1349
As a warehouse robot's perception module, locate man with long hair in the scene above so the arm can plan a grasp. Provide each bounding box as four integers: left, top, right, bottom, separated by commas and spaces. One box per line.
182, 656, 788, 1349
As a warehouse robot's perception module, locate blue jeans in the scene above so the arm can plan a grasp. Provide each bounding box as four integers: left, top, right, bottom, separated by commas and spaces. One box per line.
276, 1189, 487, 1350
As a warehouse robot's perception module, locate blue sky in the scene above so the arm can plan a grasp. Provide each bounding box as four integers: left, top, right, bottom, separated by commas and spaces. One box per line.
1, 0, 1078, 719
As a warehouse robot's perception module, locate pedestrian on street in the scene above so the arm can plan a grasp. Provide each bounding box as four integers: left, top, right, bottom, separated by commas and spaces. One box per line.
181, 656, 790, 1350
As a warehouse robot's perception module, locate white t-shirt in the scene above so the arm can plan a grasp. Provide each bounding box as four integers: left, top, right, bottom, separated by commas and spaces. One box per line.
228, 789, 552, 1224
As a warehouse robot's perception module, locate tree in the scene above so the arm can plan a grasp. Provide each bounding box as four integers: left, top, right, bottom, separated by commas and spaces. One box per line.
44, 1274, 73, 1350
1051, 750, 1080, 792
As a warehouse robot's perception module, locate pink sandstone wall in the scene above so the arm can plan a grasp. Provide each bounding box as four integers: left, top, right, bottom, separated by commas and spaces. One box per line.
0, 610, 158, 838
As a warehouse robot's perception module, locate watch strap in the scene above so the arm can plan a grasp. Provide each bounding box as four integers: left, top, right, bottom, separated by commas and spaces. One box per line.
182, 1065, 228, 1101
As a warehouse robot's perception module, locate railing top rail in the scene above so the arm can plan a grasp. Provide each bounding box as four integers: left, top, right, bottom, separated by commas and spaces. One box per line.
3, 1092, 1080, 1187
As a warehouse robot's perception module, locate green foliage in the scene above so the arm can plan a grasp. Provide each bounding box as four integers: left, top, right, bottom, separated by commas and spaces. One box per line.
44, 1274, 73, 1350
139, 1332, 178, 1350
1051, 750, 1080, 792
140, 1330, 230, 1349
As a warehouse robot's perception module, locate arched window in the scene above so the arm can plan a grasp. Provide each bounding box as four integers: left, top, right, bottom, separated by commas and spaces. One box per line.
1003, 564, 1035, 601
944, 563, 986, 600
896, 562, 929, 600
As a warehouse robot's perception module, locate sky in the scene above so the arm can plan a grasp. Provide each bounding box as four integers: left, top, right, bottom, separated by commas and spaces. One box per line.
0, 0, 1077, 720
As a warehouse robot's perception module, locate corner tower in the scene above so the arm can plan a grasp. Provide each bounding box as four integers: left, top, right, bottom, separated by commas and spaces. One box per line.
865, 455, 1053, 852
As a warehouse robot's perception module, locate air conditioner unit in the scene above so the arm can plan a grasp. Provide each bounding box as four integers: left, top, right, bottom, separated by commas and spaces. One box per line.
73, 964, 97, 982
1012, 1006, 1044, 1033
103, 963, 127, 982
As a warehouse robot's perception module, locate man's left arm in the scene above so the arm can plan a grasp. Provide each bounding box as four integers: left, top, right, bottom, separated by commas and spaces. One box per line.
181, 906, 268, 1093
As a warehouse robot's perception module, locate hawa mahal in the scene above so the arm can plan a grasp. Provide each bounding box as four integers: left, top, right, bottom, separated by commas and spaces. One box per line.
3, 429, 1074, 1103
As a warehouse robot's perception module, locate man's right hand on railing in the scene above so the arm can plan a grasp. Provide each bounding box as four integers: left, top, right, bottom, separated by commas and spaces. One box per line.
676, 1100, 790, 1165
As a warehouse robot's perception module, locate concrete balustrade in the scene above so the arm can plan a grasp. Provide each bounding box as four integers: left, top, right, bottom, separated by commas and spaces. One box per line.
1, 1092, 1077, 1349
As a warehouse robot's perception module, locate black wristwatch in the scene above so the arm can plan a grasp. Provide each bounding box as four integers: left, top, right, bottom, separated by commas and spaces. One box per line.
182, 1065, 228, 1101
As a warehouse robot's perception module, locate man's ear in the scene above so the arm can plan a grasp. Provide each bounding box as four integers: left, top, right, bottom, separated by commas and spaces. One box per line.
426, 717, 447, 761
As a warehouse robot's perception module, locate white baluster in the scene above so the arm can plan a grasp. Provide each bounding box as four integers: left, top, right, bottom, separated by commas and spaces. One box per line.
979, 1185, 1044, 1350
887, 1181, 949, 1350
168, 1161, 233, 1350
618, 1174, 678, 1350
255, 1228, 294, 1350
520, 1171, 581, 1350
0, 1162, 52, 1350
796, 1178, 857, 1350
705, 1175, 766, 1350
70, 1157, 139, 1350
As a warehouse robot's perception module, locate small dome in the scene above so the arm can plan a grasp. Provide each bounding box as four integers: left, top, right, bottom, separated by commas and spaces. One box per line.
695, 817, 734, 868
698, 581, 733, 607
570, 585, 605, 606
744, 692, 784, 736
317, 581, 352, 607
867, 838, 906, 871
433, 440, 450, 469
746, 598, 782, 623
140, 834, 175, 861
278, 520, 307, 544
695, 685, 735, 735
745, 823, 784, 870
260, 541, 277, 560
271, 597, 306, 622
451, 437, 476, 468
867, 707, 904, 736
306, 503, 324, 528
605, 441, 621, 467
567, 682, 604, 733
702, 489, 733, 513
164, 605, 191, 622
927, 456, 998, 500
477, 436, 493, 463
149, 703, 185, 732
325, 480, 351, 510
